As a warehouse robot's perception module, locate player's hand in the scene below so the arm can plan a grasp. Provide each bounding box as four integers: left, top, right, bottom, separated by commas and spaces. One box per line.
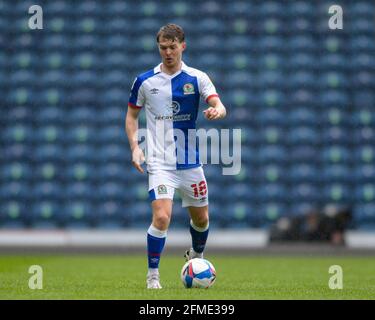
203, 107, 223, 120
132, 146, 145, 174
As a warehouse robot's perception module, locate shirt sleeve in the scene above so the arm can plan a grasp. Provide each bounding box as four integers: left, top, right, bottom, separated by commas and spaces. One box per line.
128, 77, 145, 109
199, 72, 219, 104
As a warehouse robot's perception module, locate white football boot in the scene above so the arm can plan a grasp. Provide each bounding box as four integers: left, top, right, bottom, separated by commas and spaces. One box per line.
146, 271, 162, 289
184, 248, 203, 262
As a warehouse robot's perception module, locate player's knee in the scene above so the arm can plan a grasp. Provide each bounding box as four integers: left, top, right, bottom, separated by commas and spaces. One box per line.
153, 212, 171, 229
192, 215, 209, 228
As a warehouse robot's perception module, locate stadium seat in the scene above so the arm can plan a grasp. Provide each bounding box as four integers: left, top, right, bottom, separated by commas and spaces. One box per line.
288, 163, 320, 184
62, 201, 95, 228
290, 183, 320, 203
287, 126, 319, 146
31, 201, 61, 228
288, 108, 318, 126
0, 201, 30, 228
0, 162, 33, 182
95, 201, 130, 228
354, 164, 375, 183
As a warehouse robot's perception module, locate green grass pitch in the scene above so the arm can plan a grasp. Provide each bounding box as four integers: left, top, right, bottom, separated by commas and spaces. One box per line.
0, 254, 374, 299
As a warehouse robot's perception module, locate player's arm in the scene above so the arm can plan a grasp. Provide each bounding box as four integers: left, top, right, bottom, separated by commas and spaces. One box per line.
125, 106, 145, 174
203, 96, 227, 120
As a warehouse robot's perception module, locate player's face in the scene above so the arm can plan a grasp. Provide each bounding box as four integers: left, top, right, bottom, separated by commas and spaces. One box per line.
158, 38, 186, 68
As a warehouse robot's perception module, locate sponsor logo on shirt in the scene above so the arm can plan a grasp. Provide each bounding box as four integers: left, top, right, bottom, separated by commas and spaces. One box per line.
154, 101, 191, 121
150, 88, 159, 95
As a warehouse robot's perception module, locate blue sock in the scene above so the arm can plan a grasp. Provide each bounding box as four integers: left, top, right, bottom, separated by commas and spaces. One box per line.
189, 220, 209, 254
147, 225, 167, 269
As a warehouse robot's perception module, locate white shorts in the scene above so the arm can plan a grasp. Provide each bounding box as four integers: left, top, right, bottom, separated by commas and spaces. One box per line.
148, 166, 209, 208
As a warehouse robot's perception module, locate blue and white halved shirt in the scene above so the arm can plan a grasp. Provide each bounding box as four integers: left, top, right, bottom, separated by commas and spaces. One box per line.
128, 62, 219, 173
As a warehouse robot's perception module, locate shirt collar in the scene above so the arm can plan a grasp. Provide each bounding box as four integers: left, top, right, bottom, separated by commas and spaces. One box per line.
154, 61, 188, 74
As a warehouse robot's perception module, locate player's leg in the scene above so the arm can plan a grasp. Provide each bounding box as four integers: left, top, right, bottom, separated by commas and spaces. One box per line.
147, 171, 176, 289
187, 205, 209, 259
178, 166, 209, 260
146, 198, 173, 288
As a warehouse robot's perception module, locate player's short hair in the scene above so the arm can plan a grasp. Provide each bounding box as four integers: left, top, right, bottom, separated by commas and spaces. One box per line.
156, 23, 185, 43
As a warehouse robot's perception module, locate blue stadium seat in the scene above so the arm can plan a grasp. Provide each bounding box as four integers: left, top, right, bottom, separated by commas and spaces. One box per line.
256, 183, 287, 202
258, 126, 285, 145
222, 203, 257, 228
353, 127, 375, 145
354, 145, 375, 164
258, 71, 286, 89
31, 201, 61, 228
322, 184, 353, 203
0, 201, 30, 228
355, 184, 375, 203
62, 201, 95, 228
318, 90, 350, 110
320, 54, 348, 71
321, 146, 351, 164
351, 53, 375, 71
289, 89, 316, 108
97, 182, 126, 202
258, 53, 283, 71
287, 53, 316, 71
255, 164, 285, 183
33, 162, 61, 182
257, 145, 288, 164
354, 164, 375, 183
2, 144, 32, 163
224, 1, 256, 18
321, 164, 352, 183
33, 144, 64, 163
354, 204, 375, 225
3, 125, 33, 144
288, 71, 317, 89
34, 125, 65, 144
35, 106, 66, 125
64, 163, 95, 183
0, 162, 33, 182
351, 36, 375, 53
64, 182, 95, 201
257, 203, 288, 224
321, 127, 348, 145
65, 145, 97, 163
32, 182, 63, 201
289, 35, 317, 52
256, 108, 287, 126
288, 164, 320, 184
258, 36, 286, 53
287, 126, 319, 146
352, 71, 375, 89
96, 144, 128, 163
95, 201, 130, 228
290, 183, 320, 203
0, 181, 31, 202
65, 125, 96, 144
288, 108, 318, 126
229, 183, 256, 202
128, 202, 152, 227
353, 90, 375, 109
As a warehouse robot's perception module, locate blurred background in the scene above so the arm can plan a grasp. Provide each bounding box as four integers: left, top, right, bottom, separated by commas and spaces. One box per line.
0, 0, 374, 250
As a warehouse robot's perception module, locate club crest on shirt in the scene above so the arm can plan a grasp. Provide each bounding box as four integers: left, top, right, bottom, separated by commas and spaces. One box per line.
157, 185, 167, 195
183, 83, 195, 95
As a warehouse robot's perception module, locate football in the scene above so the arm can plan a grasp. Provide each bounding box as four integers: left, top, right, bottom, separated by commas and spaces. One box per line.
180, 258, 216, 289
